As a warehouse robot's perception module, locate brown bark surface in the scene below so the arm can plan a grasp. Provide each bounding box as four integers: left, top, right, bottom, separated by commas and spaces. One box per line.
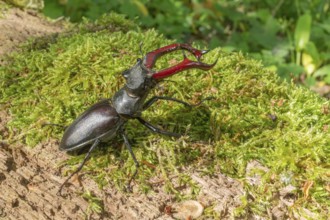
0, 137, 243, 219
0, 7, 244, 219
0, 6, 63, 64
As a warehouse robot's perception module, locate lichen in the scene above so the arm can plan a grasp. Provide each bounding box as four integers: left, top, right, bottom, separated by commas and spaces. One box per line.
0, 13, 329, 218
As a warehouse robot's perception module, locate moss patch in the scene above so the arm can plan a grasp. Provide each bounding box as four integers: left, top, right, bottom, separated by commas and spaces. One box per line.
1, 13, 329, 218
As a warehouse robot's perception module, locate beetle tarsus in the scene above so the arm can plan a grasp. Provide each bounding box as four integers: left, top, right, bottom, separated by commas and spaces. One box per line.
57, 139, 100, 196
136, 117, 181, 137
143, 96, 191, 110
193, 96, 216, 106
121, 130, 140, 192
143, 96, 211, 110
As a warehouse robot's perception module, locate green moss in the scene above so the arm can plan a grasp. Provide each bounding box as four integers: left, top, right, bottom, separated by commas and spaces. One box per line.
4, 0, 44, 10
1, 13, 329, 218
0, 1, 11, 16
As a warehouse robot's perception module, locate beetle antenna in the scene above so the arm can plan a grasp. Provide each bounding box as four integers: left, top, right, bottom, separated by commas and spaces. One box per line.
139, 42, 144, 57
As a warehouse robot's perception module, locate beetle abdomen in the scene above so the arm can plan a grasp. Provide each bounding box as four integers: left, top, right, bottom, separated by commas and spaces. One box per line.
60, 100, 123, 151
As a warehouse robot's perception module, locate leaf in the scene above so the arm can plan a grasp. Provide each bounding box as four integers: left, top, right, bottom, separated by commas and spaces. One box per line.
314, 65, 330, 77
272, 41, 291, 59
278, 63, 304, 79
317, 17, 330, 33
132, 0, 149, 16
42, 0, 65, 19
305, 76, 316, 86
302, 53, 316, 75
304, 42, 321, 67
294, 14, 312, 51
324, 74, 330, 84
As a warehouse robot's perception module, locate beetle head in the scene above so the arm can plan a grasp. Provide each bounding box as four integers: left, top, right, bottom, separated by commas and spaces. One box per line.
122, 58, 154, 97
121, 43, 217, 96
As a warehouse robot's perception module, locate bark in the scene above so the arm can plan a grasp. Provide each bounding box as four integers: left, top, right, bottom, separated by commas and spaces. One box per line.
0, 6, 63, 65
0, 139, 244, 219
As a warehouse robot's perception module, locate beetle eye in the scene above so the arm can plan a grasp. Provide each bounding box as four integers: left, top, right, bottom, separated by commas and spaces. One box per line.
122, 69, 129, 78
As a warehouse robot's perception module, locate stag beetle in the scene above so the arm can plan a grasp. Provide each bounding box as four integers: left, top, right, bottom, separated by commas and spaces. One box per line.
58, 43, 217, 194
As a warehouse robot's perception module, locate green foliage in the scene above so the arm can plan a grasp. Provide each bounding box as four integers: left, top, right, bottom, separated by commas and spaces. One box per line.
295, 14, 312, 52
42, 0, 330, 88
1, 14, 329, 218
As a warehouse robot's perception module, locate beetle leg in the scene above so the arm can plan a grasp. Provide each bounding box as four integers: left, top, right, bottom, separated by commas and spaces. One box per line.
57, 139, 100, 196
120, 130, 140, 192
143, 96, 192, 110
136, 117, 181, 137
143, 96, 214, 111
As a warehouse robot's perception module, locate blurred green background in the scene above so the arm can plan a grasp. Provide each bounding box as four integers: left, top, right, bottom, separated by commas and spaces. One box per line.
41, 0, 330, 95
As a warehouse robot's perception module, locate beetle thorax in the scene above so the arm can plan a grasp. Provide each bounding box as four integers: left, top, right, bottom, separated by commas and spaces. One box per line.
122, 59, 157, 96
112, 60, 156, 118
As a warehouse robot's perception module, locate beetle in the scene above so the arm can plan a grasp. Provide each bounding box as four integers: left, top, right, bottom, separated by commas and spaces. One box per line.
58, 43, 217, 195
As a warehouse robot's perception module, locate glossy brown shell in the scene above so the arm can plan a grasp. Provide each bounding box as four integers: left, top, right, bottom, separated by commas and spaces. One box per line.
60, 100, 124, 151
